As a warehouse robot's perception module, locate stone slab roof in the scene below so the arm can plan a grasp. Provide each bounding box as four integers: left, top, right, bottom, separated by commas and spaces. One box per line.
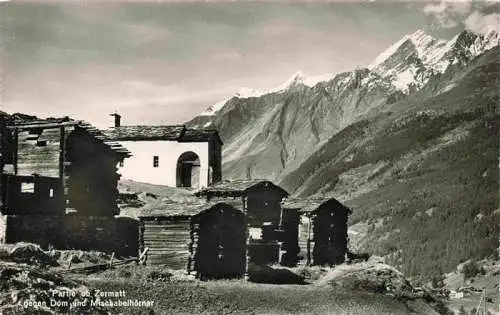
284, 197, 352, 214
6, 120, 131, 157
103, 125, 223, 144
195, 179, 289, 197
138, 199, 243, 218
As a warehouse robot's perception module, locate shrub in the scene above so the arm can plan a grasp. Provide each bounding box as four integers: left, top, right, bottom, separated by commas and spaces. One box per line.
146, 269, 172, 282
118, 268, 132, 278
431, 274, 445, 289
461, 261, 481, 281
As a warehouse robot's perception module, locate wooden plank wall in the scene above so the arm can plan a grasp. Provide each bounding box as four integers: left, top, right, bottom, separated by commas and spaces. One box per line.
3, 175, 65, 215
246, 192, 282, 226
191, 205, 247, 279
280, 208, 299, 266
16, 128, 61, 177
140, 218, 191, 269
312, 208, 349, 265
64, 127, 120, 216
0, 215, 6, 243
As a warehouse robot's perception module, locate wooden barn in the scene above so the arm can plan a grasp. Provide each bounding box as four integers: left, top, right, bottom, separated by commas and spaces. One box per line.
0, 118, 138, 256
1, 118, 130, 216
283, 198, 352, 266
138, 201, 246, 279
279, 207, 301, 266
195, 180, 290, 266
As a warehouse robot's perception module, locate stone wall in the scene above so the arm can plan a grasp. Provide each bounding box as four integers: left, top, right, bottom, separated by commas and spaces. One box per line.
4, 215, 138, 257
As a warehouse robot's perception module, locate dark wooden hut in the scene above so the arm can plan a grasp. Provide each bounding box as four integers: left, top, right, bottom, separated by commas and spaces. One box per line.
138, 201, 246, 279
195, 180, 289, 266
283, 198, 352, 266
279, 207, 300, 266
195, 179, 289, 226
139, 213, 192, 269
192, 203, 246, 279
0, 118, 137, 256
0, 119, 130, 216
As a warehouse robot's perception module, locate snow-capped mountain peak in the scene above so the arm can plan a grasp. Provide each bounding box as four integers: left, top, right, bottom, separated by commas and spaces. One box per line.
199, 28, 499, 116
368, 28, 499, 93
199, 98, 229, 116
200, 70, 337, 116
279, 70, 339, 88
272, 70, 306, 91
367, 34, 412, 70
409, 30, 449, 65
286, 70, 306, 84
235, 87, 261, 98
368, 29, 446, 70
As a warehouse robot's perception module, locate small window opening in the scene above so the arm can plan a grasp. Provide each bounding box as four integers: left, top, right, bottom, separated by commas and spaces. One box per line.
28, 128, 43, 135
36, 140, 47, 147
21, 182, 35, 193
153, 156, 159, 168
49, 189, 54, 198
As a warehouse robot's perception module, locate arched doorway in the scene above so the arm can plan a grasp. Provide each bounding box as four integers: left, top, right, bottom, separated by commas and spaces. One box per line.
176, 151, 201, 188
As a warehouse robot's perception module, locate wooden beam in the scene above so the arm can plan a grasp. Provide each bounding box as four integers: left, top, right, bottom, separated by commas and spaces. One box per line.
59, 126, 65, 181
8, 121, 81, 129
13, 129, 18, 175
108, 252, 115, 267
0, 120, 5, 173
139, 247, 149, 265
307, 215, 312, 266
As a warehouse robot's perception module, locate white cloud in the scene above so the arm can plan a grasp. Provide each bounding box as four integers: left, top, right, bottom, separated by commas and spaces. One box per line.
464, 10, 500, 35
423, 0, 500, 34
423, 0, 473, 29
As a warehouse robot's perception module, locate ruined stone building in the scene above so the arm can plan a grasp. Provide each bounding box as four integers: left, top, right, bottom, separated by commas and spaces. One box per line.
104, 114, 222, 188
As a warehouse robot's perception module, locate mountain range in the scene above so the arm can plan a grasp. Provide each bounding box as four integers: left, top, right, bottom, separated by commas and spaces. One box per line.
187, 29, 499, 281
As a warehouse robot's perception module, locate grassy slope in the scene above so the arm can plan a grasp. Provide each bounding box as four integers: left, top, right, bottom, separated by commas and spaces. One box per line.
279, 47, 499, 283
442, 260, 498, 314
348, 113, 497, 279
117, 179, 199, 218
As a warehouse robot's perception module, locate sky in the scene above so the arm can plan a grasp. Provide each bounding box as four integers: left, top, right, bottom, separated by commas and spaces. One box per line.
1, 0, 499, 128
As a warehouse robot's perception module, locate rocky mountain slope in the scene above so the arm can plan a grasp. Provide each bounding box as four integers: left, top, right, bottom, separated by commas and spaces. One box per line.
290, 47, 498, 280
188, 29, 499, 281
188, 29, 498, 184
